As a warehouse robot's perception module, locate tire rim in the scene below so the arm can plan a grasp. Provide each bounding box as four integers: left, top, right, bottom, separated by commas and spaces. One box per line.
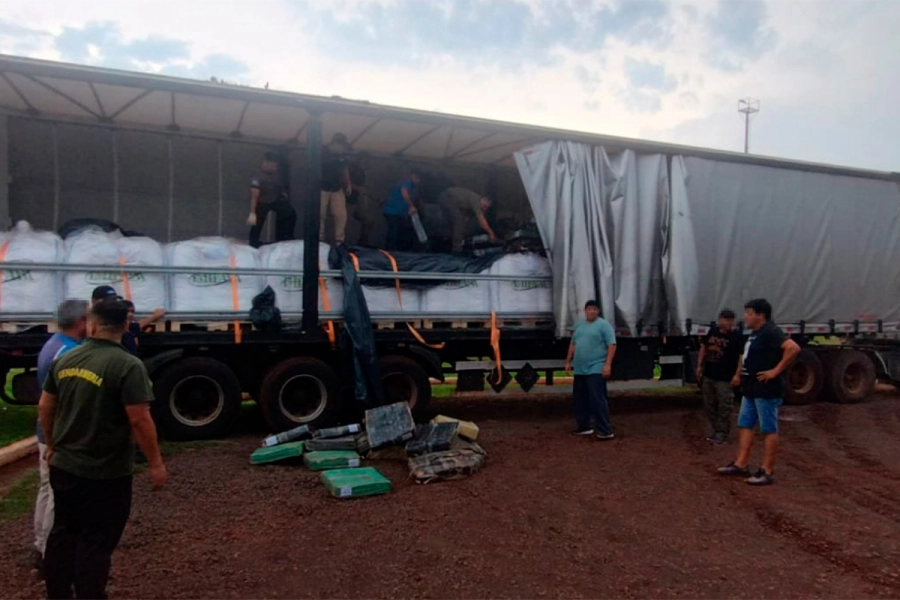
787, 362, 814, 396
279, 375, 327, 423
170, 376, 225, 427
842, 362, 867, 396
383, 372, 418, 410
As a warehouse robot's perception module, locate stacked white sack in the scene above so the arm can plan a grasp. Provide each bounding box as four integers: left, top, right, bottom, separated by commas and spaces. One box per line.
490, 253, 553, 315
421, 271, 491, 315
64, 229, 166, 313
0, 221, 62, 314
258, 241, 343, 315
166, 238, 261, 313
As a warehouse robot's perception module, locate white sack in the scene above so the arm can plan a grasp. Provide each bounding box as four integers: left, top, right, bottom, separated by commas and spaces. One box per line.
258, 241, 343, 315
166, 238, 261, 313
0, 221, 62, 314
490, 253, 553, 315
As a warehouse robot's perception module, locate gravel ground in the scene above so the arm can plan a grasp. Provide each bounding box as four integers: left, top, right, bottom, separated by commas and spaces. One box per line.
2, 389, 900, 599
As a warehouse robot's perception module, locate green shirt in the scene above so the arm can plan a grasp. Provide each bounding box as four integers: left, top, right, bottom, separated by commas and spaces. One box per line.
572, 318, 617, 376
43, 338, 154, 480
440, 187, 482, 215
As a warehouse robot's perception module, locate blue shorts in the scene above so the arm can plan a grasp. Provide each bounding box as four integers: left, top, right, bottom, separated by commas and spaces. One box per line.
737, 397, 783, 434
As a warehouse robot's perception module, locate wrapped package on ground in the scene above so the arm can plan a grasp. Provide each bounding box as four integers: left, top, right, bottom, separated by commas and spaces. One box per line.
406, 422, 459, 456
322, 467, 391, 499
408, 448, 486, 484
362, 285, 421, 315
64, 229, 166, 313
432, 415, 479, 441
420, 271, 491, 315
259, 241, 343, 315
250, 441, 305, 465
166, 238, 262, 313
303, 450, 362, 471
365, 402, 416, 449
305, 436, 358, 452
489, 253, 552, 315
355, 432, 371, 455
0, 221, 62, 314
261, 425, 311, 448
314, 423, 361, 439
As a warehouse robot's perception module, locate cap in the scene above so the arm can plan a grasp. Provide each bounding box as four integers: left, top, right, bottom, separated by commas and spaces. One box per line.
91, 285, 118, 301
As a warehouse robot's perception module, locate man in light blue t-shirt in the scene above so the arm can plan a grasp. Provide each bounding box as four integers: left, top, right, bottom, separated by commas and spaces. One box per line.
565, 300, 617, 440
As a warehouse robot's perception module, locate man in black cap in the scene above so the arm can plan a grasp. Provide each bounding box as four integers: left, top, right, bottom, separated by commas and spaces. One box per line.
247, 151, 297, 248
320, 133, 352, 245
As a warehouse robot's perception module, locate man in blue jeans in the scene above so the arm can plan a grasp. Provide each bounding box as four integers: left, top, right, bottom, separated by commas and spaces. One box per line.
718, 298, 800, 485
565, 300, 617, 440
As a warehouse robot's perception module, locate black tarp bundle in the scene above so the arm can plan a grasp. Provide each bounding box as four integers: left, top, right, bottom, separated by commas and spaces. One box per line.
328, 246, 502, 290
332, 244, 385, 408
249, 286, 282, 331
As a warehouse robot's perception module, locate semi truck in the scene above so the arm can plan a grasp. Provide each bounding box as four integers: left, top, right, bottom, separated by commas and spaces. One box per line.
1, 54, 899, 441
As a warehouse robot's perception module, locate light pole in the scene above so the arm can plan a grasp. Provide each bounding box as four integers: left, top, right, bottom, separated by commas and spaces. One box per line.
738, 97, 760, 154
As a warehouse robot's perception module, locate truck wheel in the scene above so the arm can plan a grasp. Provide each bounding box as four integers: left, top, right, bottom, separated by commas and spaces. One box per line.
784, 349, 824, 405
380, 355, 432, 421
152, 358, 242, 440
259, 358, 341, 432
824, 350, 876, 404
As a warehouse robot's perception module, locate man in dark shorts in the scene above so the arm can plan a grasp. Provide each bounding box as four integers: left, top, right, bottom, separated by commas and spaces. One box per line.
436, 187, 498, 253
718, 298, 800, 486
320, 133, 352, 245
39, 298, 167, 599
347, 156, 379, 247
247, 151, 297, 248
696, 309, 742, 444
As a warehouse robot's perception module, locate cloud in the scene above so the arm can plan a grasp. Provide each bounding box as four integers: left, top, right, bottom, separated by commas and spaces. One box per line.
592, 0, 673, 49
624, 58, 676, 92
705, 0, 777, 71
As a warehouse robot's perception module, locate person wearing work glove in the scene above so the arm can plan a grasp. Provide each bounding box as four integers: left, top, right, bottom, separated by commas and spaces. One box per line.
383, 169, 422, 251
248, 151, 297, 248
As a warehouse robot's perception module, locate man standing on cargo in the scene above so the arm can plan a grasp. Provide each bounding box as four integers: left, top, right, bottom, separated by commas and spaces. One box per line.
247, 151, 297, 248
565, 300, 617, 440
320, 133, 352, 246
696, 309, 742, 444
384, 170, 421, 251
436, 187, 498, 253
39, 297, 167, 599
32, 299, 89, 576
718, 298, 800, 486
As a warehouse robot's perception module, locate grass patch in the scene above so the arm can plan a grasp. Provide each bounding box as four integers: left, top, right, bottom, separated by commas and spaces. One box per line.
0, 404, 38, 447
0, 470, 40, 524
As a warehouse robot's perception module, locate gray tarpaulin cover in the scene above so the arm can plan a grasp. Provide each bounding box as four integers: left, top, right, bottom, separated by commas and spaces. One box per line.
515, 141, 900, 337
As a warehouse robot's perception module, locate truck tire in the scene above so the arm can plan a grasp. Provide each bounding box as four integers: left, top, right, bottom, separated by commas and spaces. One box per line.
380, 355, 432, 421
151, 358, 242, 440
823, 350, 876, 404
784, 349, 825, 405
259, 358, 341, 432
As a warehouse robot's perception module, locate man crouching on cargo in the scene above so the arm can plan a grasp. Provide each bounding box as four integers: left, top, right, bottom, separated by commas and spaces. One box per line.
565, 300, 617, 440
718, 298, 799, 485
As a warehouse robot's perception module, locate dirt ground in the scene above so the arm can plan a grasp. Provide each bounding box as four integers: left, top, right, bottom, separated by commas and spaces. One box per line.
3, 388, 900, 599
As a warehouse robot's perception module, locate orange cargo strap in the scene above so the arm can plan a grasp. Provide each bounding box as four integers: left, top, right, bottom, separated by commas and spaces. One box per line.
349, 252, 360, 272
406, 323, 445, 350
318, 261, 336, 346
0, 241, 9, 310
377, 249, 403, 310
117, 253, 132, 302
228, 254, 242, 344
490, 311, 503, 383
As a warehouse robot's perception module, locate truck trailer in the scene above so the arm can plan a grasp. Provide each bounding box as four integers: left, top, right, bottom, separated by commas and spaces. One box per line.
1, 55, 899, 440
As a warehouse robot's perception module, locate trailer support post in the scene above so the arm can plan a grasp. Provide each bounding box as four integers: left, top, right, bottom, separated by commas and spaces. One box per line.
302, 113, 323, 332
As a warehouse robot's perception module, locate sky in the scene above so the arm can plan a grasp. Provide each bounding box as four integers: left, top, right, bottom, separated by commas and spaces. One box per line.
1, 0, 898, 172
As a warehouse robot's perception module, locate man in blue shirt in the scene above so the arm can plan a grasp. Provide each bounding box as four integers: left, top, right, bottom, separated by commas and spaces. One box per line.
565, 300, 618, 439
383, 170, 421, 251
33, 299, 89, 572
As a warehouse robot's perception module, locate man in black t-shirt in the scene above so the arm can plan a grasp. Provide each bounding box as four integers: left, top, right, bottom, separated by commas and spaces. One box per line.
320, 133, 352, 245
718, 298, 800, 486
696, 309, 742, 444
247, 151, 297, 248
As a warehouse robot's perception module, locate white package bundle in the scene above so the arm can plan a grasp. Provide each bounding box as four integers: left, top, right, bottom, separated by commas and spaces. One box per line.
258, 241, 343, 315
490, 253, 553, 315
166, 238, 262, 313
64, 229, 166, 312
363, 285, 421, 315
421, 272, 490, 315
0, 221, 62, 314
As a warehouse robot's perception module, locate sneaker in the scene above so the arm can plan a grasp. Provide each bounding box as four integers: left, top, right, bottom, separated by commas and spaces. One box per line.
706, 436, 727, 446
717, 462, 752, 477
572, 429, 594, 436
746, 469, 775, 486
596, 432, 615, 441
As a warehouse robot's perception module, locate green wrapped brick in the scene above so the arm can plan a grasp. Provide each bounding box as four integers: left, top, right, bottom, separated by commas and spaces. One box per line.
250, 441, 305, 465
322, 467, 392, 499
303, 450, 362, 471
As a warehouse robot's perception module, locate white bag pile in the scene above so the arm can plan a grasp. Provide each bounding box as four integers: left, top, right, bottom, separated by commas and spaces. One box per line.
421, 272, 491, 314
363, 284, 421, 314
490, 253, 553, 315
259, 241, 343, 315
64, 229, 166, 313
166, 237, 261, 313
0, 221, 62, 314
